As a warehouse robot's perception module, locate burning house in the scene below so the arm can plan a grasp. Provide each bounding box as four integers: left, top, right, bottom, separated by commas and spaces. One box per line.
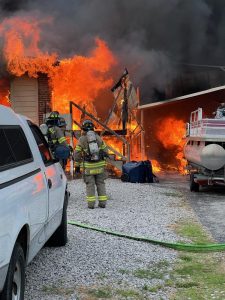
139, 85, 225, 173
0, 17, 116, 123
0, 16, 143, 175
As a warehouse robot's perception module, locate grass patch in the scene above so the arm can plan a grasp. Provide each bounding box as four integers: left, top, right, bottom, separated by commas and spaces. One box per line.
116, 288, 142, 299
42, 284, 74, 296
179, 254, 193, 262
142, 284, 163, 292
133, 268, 164, 280
155, 260, 170, 268
175, 261, 208, 276
175, 220, 212, 244
133, 260, 169, 280
161, 192, 183, 198
88, 287, 112, 298
170, 220, 225, 299
175, 281, 199, 288
118, 269, 130, 275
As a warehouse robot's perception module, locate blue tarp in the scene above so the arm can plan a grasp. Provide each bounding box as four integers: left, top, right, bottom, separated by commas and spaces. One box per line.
121, 160, 154, 183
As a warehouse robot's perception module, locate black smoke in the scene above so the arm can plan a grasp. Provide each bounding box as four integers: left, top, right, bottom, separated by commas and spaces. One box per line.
0, 0, 28, 13
1, 0, 225, 103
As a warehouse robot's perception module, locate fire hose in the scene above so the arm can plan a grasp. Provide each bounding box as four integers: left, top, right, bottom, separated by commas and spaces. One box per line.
68, 220, 225, 252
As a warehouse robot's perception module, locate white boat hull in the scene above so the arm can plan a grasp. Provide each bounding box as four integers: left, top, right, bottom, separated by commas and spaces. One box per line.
184, 143, 225, 171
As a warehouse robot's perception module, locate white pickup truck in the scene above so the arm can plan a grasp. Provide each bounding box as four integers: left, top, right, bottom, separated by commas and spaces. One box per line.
0, 105, 69, 300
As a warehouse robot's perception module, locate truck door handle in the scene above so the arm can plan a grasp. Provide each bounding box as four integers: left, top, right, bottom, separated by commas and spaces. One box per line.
48, 179, 52, 189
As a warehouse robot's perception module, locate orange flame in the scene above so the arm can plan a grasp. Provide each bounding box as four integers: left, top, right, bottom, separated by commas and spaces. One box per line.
51, 38, 116, 114
151, 159, 162, 173
156, 117, 187, 173
0, 17, 56, 78
0, 79, 10, 106
0, 16, 156, 176
0, 16, 117, 122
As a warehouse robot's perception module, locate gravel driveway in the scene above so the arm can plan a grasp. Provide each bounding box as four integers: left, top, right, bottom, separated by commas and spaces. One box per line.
24, 177, 204, 300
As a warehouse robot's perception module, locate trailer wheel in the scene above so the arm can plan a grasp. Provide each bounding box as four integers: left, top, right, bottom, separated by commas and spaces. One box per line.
190, 173, 200, 192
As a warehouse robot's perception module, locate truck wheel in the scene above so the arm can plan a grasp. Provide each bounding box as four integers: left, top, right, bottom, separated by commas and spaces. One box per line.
0, 243, 25, 300
47, 201, 68, 247
190, 173, 200, 192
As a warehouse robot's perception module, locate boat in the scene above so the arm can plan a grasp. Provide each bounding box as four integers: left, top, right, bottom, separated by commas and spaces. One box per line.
184, 104, 225, 191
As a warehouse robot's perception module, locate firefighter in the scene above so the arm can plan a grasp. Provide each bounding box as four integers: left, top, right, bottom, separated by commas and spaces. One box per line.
45, 111, 71, 169
215, 103, 225, 119
74, 119, 108, 209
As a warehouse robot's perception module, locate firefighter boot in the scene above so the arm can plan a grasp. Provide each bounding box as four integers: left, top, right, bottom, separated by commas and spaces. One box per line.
88, 201, 95, 209
98, 200, 106, 208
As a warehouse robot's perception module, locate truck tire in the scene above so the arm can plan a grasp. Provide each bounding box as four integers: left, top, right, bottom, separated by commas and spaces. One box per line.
46, 197, 68, 247
0, 243, 25, 300
190, 173, 200, 192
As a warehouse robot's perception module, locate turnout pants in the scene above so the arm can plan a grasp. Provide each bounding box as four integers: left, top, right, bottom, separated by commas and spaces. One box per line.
84, 172, 108, 207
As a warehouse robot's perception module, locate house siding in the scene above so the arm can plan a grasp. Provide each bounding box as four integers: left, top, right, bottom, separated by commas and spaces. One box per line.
9, 74, 52, 125
10, 76, 39, 124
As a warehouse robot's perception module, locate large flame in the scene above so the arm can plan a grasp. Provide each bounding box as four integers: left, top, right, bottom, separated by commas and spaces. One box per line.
0, 16, 124, 175
0, 17, 56, 77
0, 16, 184, 176
51, 38, 116, 114
156, 117, 187, 173
0, 16, 116, 118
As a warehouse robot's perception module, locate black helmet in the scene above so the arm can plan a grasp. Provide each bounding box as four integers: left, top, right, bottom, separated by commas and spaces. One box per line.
49, 111, 60, 119
46, 111, 66, 127
82, 119, 94, 131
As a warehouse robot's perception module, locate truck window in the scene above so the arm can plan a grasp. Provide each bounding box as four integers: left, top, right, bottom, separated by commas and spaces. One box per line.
0, 126, 33, 171
28, 122, 53, 164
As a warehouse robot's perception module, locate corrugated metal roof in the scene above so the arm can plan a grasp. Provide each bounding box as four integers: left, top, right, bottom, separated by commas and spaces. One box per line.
138, 85, 225, 109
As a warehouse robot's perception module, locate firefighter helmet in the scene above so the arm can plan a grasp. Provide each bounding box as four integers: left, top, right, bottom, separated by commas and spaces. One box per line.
82, 119, 94, 131
49, 111, 60, 119
46, 111, 66, 127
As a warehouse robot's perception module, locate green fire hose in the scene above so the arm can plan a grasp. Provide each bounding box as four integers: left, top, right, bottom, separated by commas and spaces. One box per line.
68, 220, 225, 252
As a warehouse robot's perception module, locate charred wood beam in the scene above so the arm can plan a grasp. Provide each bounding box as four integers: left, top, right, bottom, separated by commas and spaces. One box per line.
69, 101, 127, 144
